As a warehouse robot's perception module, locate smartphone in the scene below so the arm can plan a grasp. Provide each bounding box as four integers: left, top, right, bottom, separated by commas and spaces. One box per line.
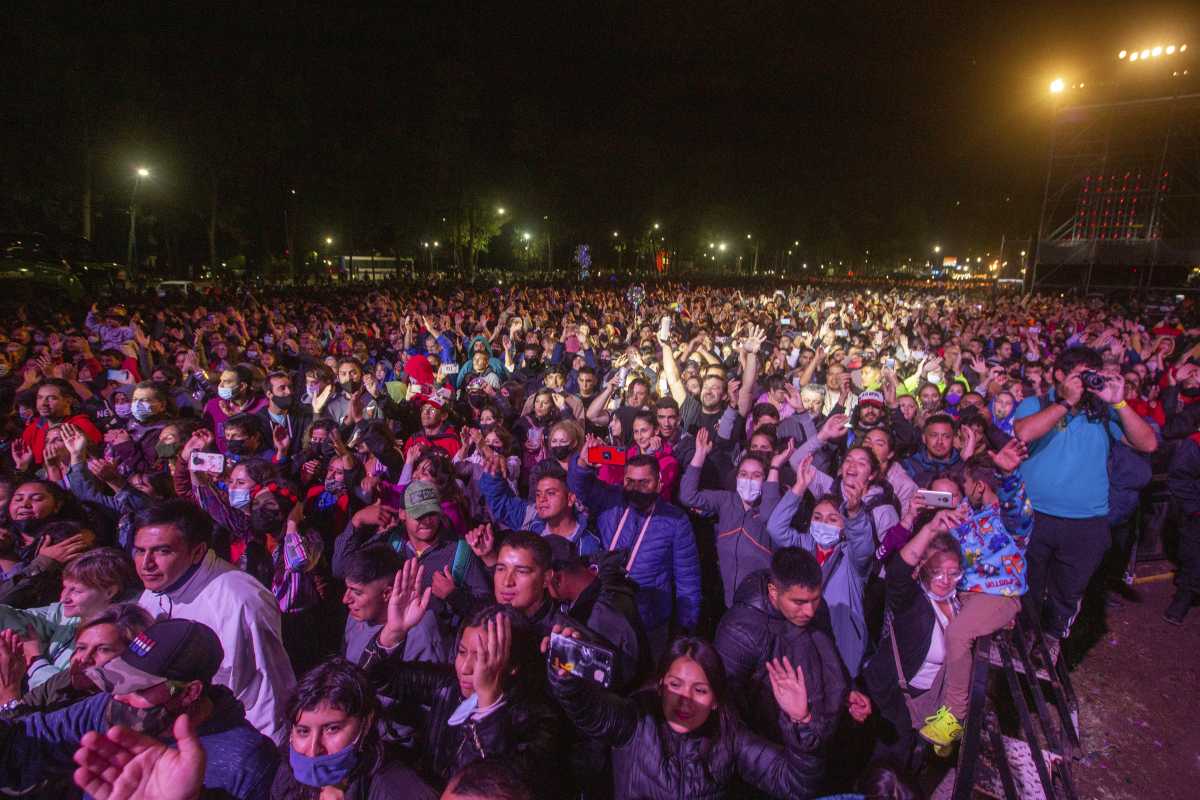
526, 427, 543, 448
106, 369, 132, 384
780, 317, 792, 326
189, 451, 226, 474
916, 489, 956, 509
588, 446, 627, 466
548, 633, 615, 687
885, 357, 896, 370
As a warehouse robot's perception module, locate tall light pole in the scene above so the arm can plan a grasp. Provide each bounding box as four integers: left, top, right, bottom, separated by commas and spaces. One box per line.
126, 166, 150, 269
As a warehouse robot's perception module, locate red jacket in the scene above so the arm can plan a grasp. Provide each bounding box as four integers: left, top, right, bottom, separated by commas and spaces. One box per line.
21, 414, 102, 465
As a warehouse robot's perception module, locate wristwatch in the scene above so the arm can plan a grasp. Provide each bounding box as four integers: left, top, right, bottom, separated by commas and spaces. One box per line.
1055, 397, 1072, 411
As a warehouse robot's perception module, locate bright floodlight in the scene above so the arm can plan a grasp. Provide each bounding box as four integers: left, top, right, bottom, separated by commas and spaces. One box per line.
1182, 44, 1188, 52
933, 245, 941, 253
136, 167, 150, 178
1153, 46, 1163, 57
324, 236, 333, 245
1049, 78, 1065, 93
612, 231, 619, 237
522, 232, 531, 241
1130, 51, 1139, 61
652, 222, 660, 230
718, 242, 727, 251
1118, 50, 1127, 59
1167, 45, 1176, 54
1141, 49, 1150, 59
496, 207, 506, 215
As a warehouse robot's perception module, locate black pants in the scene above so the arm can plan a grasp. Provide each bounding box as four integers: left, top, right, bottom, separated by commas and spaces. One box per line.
1026, 512, 1110, 638
1177, 514, 1200, 594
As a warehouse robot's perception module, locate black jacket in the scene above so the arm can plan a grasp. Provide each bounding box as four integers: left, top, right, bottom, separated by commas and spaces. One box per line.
548, 670, 825, 800
714, 570, 847, 749
1169, 435, 1200, 517
861, 552, 937, 716
360, 637, 566, 797
563, 551, 650, 691
269, 748, 438, 800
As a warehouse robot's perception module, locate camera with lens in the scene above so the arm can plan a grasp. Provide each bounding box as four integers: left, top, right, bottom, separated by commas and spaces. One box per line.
1080, 370, 1108, 392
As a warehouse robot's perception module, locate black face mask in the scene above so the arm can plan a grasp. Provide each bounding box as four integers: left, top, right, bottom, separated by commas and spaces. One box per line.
225, 439, 249, 456
341, 379, 362, 394
272, 394, 294, 410
1182, 385, 1200, 398
623, 488, 657, 512
550, 444, 574, 461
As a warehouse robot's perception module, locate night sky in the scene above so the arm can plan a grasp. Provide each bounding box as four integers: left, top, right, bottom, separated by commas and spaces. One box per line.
2, 1, 1196, 270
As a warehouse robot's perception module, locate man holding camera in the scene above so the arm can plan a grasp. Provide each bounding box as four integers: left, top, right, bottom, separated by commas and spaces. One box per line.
1012, 346, 1157, 649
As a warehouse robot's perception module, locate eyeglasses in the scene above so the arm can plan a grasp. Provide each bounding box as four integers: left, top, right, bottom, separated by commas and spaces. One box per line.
929, 570, 963, 582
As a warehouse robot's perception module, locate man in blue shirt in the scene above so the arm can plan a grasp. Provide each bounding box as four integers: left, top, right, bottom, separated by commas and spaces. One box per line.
1013, 346, 1156, 645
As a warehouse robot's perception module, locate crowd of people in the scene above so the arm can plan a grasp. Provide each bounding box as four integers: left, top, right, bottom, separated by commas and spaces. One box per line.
0, 280, 1194, 799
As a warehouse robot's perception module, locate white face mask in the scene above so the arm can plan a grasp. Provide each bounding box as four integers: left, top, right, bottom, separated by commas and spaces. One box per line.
736, 477, 763, 503
808, 520, 842, 548
927, 371, 944, 385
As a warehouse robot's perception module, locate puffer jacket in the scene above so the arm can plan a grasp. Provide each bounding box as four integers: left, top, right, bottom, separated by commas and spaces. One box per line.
548, 670, 825, 800
567, 457, 701, 631
360, 638, 566, 797
562, 550, 651, 691
715, 570, 848, 750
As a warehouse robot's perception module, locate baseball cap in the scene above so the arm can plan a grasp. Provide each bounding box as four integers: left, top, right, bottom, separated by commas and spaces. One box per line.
412, 394, 444, 411
88, 619, 223, 695
859, 390, 886, 408
404, 480, 442, 519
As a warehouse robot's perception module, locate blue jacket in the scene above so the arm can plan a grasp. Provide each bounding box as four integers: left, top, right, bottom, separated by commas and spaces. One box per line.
0, 689, 278, 799
955, 470, 1033, 597
479, 470, 601, 555
567, 457, 701, 631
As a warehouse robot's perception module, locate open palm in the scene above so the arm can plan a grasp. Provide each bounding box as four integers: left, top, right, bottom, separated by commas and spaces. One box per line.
73, 713, 205, 800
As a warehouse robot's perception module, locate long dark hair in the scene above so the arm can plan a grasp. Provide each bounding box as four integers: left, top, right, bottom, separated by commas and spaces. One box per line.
653, 636, 737, 756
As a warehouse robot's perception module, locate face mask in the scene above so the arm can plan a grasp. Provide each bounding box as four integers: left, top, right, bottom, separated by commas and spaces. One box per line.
263, 334, 274, 346
217, 386, 236, 401
272, 394, 294, 410
156, 441, 181, 459
324, 477, 345, 495
305, 383, 320, 399
927, 372, 943, 385
341, 379, 362, 394
549, 444, 574, 461
809, 521, 842, 548
228, 488, 252, 509
945, 393, 962, 406
923, 583, 957, 604
736, 477, 763, 503
226, 439, 249, 457
623, 488, 657, 512
131, 400, 156, 422
114, 402, 132, 418
105, 698, 174, 737
245, 350, 259, 360
1182, 385, 1200, 398
289, 742, 361, 788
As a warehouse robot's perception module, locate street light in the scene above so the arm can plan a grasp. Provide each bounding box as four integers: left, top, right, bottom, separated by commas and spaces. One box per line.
652, 223, 660, 230
126, 166, 151, 269
718, 242, 727, 252
522, 232, 532, 242
1049, 78, 1065, 94
324, 236, 334, 246
933, 245, 941, 253
496, 207, 506, 216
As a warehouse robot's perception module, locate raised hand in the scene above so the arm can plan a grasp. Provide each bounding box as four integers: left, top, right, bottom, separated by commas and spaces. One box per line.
771, 439, 796, 470
692, 427, 713, 462
842, 478, 866, 515
766, 656, 810, 724
991, 437, 1027, 474
465, 523, 495, 560
87, 458, 122, 485
73, 713, 206, 800
0, 630, 27, 704
817, 413, 850, 443
380, 558, 431, 648
430, 565, 456, 600
39, 533, 91, 564
60, 423, 91, 463
271, 424, 291, 456
11, 439, 33, 473
472, 614, 512, 708
792, 454, 816, 496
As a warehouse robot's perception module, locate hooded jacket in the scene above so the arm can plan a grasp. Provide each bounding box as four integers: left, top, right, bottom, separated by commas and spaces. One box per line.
562, 551, 651, 691
679, 463, 783, 608
137, 548, 296, 745
714, 570, 848, 749
900, 446, 962, 488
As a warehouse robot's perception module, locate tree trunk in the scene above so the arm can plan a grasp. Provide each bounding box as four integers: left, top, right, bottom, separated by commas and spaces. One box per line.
207, 172, 219, 279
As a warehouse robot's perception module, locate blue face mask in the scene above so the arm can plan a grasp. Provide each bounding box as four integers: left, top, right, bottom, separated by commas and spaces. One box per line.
228, 488, 252, 509
809, 520, 842, 549
217, 386, 236, 401
131, 400, 155, 422
288, 743, 360, 788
